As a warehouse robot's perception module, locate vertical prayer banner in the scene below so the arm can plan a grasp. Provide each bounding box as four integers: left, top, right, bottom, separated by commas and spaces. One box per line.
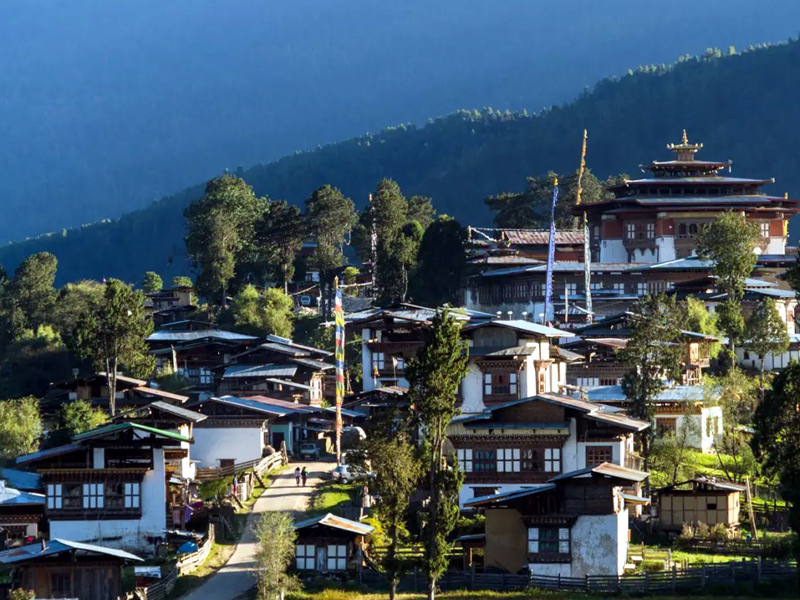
334, 278, 345, 463
543, 179, 559, 324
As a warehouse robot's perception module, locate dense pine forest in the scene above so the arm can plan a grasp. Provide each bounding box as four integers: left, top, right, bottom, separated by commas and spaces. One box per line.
3, 39, 800, 284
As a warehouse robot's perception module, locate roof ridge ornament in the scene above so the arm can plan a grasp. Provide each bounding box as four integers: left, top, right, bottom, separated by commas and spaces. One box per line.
666, 130, 703, 161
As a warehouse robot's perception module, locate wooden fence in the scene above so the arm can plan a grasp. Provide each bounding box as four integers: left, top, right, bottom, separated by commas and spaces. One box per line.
195, 446, 287, 481
361, 559, 797, 595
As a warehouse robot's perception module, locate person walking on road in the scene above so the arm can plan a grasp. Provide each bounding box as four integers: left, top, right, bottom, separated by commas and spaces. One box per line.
301, 466, 308, 486
295, 467, 301, 486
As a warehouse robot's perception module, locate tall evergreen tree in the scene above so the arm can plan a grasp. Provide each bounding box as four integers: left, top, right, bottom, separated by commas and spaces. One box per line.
618, 294, 684, 473
12, 252, 58, 332
695, 211, 760, 362
406, 310, 468, 600
752, 362, 800, 585
142, 271, 163, 292
413, 216, 467, 306
246, 200, 306, 290
743, 297, 790, 388
184, 174, 266, 305
71, 279, 154, 415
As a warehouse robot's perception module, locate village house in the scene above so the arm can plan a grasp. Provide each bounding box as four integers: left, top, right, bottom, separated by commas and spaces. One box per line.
654, 476, 746, 531
0, 483, 45, 546
465, 462, 649, 578
0, 538, 142, 600
586, 385, 722, 452
213, 335, 333, 404
145, 285, 198, 328
449, 393, 649, 508
463, 134, 800, 323
563, 312, 718, 387
293, 513, 374, 575
147, 329, 260, 397
16, 422, 192, 555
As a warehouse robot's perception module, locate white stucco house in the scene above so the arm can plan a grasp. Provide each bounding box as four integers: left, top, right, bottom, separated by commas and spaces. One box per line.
586, 385, 722, 452
17, 423, 189, 555
466, 462, 649, 578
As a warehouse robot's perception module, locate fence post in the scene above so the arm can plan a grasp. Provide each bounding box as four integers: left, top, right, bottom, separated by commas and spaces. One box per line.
757, 556, 762, 583
585, 574, 590, 592
557, 573, 561, 590
671, 564, 677, 592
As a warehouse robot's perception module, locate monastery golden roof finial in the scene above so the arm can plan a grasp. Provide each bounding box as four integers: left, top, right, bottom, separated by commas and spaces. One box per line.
667, 130, 703, 161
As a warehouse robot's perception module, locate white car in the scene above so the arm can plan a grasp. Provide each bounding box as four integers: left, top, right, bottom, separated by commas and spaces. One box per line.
332, 463, 371, 483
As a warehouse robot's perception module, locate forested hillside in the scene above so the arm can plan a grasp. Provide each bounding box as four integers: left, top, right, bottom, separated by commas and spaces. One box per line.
3, 0, 798, 241
3, 39, 800, 284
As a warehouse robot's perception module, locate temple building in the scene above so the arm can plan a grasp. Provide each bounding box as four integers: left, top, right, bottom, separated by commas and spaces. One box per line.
464, 133, 800, 327
585, 131, 800, 264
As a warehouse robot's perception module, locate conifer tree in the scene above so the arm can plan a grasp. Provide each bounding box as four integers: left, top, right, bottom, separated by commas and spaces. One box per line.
618, 294, 684, 473
406, 310, 468, 600
744, 297, 790, 389
142, 271, 163, 293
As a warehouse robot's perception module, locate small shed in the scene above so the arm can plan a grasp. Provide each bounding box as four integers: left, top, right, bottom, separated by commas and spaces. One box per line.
0, 538, 142, 600
655, 476, 745, 530
293, 513, 374, 575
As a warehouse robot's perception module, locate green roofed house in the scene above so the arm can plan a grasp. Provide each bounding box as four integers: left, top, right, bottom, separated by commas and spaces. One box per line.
16, 422, 192, 555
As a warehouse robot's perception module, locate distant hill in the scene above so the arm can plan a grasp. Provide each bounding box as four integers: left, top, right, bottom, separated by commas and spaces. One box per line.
3, 39, 800, 284
2, 0, 800, 242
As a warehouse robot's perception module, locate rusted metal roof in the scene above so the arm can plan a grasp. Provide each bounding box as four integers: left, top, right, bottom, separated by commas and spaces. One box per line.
464, 484, 556, 508
549, 462, 649, 483
293, 513, 375, 535
502, 229, 585, 245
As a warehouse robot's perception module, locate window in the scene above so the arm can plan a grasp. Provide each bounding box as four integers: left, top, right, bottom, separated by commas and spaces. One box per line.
82, 483, 104, 509
373, 352, 385, 371
457, 448, 473, 472
761, 222, 770, 237
585, 446, 613, 467
105, 482, 140, 509
295, 544, 315, 570
497, 448, 521, 472
565, 283, 578, 297
521, 448, 539, 472
544, 448, 561, 473
531, 283, 544, 298
649, 280, 665, 293
625, 223, 635, 239
51, 573, 72, 597
707, 501, 718, 510
678, 223, 687, 237
646, 223, 655, 238
183, 367, 213, 385
590, 282, 604, 291
599, 378, 618, 386
327, 544, 347, 570
637, 282, 648, 295
47, 484, 62, 510
528, 527, 570, 555
538, 370, 547, 394
688, 223, 698, 235
657, 418, 677, 436
612, 283, 625, 292
484, 372, 517, 396
474, 450, 496, 472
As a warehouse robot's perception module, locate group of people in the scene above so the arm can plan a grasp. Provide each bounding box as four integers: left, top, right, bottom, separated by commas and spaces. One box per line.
294, 466, 309, 486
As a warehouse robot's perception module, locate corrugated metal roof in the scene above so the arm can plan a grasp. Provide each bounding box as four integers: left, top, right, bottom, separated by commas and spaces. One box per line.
549, 462, 649, 483
290, 357, 334, 371
489, 320, 574, 339
263, 378, 311, 391
319, 406, 364, 419
0, 469, 42, 491
480, 262, 640, 278
205, 395, 293, 417
265, 335, 333, 357
621, 493, 651, 505
257, 342, 310, 358
0, 487, 45, 506
74, 422, 192, 443
501, 229, 585, 246
585, 338, 628, 349
242, 395, 318, 413
134, 387, 189, 403
0, 539, 143, 564
550, 346, 584, 361
222, 365, 298, 379
586, 411, 650, 432
293, 513, 375, 535
147, 330, 258, 343
145, 401, 207, 423
464, 484, 555, 508
17, 443, 83, 465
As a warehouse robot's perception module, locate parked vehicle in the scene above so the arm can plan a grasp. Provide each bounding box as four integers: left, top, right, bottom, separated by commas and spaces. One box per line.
332, 462, 372, 483
298, 442, 321, 460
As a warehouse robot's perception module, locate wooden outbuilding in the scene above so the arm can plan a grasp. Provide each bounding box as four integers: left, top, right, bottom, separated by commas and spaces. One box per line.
293, 513, 373, 575
0, 538, 142, 600
655, 476, 745, 530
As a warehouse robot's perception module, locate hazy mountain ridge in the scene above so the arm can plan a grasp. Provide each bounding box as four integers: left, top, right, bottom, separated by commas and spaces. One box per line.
2, 38, 800, 284
2, 0, 800, 241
